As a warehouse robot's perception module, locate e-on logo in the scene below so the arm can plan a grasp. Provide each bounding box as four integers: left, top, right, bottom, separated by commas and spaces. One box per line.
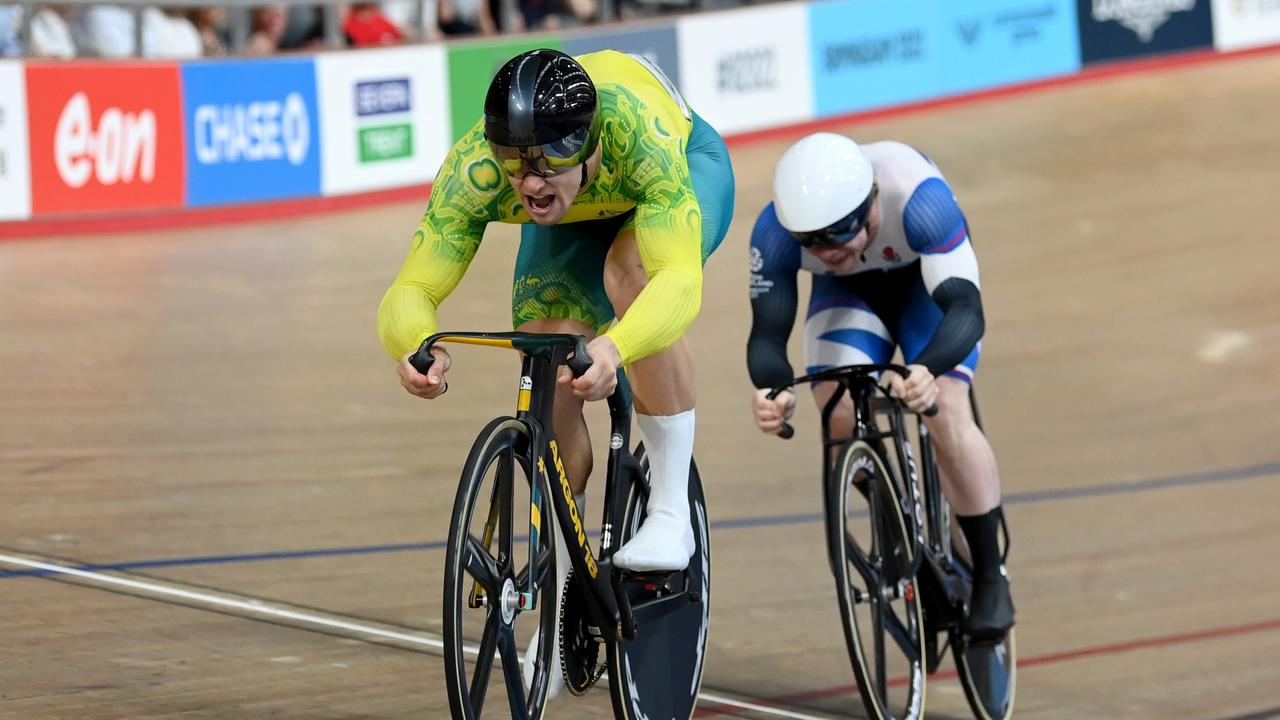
193, 93, 310, 166
55, 92, 157, 188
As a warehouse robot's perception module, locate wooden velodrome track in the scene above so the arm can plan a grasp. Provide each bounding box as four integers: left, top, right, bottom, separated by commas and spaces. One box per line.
3, 48, 1279, 720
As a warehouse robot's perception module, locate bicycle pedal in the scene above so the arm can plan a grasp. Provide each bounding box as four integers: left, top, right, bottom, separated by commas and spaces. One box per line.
624, 571, 677, 593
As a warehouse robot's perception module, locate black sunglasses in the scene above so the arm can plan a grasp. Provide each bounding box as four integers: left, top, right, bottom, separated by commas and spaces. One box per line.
791, 185, 878, 249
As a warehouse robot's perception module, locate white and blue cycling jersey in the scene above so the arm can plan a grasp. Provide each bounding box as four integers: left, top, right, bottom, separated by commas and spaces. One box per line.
747, 140, 986, 388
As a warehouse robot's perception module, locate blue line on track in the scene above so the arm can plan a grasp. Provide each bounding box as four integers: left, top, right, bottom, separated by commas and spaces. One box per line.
3, 461, 1276, 580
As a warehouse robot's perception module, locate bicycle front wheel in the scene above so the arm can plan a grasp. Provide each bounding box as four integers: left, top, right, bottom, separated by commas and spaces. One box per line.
443, 417, 557, 720
829, 440, 926, 720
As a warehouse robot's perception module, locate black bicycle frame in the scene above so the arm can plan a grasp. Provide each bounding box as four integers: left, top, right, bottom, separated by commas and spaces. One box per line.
415, 331, 655, 643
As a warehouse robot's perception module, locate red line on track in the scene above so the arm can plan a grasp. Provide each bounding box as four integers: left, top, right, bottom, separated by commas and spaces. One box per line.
2, 43, 1280, 242
693, 616, 1280, 717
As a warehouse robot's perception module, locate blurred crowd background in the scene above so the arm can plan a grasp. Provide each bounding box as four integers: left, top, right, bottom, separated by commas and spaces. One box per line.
0, 0, 741, 58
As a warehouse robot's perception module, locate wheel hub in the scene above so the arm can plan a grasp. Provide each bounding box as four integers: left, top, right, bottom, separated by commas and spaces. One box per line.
500, 578, 519, 624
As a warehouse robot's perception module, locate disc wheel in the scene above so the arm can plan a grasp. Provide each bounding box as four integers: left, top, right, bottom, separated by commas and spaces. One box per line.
830, 440, 926, 720
443, 417, 558, 719
607, 448, 711, 720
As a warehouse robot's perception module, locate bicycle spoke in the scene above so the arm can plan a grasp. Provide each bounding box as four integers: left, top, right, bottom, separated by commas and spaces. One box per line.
468, 608, 501, 715
882, 602, 921, 660
845, 531, 881, 587
872, 600, 888, 701
498, 450, 515, 573
464, 534, 502, 595
497, 625, 530, 720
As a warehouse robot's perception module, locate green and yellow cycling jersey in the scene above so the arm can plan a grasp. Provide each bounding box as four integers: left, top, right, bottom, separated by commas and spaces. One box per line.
377, 50, 703, 366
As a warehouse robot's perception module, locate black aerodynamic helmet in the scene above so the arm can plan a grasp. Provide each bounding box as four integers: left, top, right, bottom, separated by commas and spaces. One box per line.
483, 49, 601, 178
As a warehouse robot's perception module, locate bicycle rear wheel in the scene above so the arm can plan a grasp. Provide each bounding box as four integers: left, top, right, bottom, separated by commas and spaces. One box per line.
607, 449, 711, 720
830, 440, 926, 720
443, 417, 557, 720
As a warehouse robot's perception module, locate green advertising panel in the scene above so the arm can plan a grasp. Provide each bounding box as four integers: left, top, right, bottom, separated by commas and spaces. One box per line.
448, 37, 563, 141
359, 124, 414, 163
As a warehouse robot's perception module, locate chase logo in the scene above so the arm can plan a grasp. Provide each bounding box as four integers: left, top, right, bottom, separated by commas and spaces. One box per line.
193, 93, 311, 166
182, 59, 321, 206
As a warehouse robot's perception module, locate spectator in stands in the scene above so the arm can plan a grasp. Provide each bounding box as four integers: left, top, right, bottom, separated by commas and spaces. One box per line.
0, 6, 18, 57
280, 5, 327, 50
185, 7, 229, 56
0, 5, 76, 58
519, 0, 595, 29
71, 5, 134, 57
30, 6, 77, 58
151, 7, 201, 57
380, 0, 441, 42
343, 2, 404, 46
437, 0, 497, 36
246, 4, 288, 55
70, 5, 198, 58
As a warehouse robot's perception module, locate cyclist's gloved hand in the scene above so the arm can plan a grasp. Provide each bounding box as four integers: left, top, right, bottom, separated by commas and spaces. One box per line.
753, 388, 795, 435
562, 335, 620, 401
883, 363, 938, 415
398, 346, 452, 400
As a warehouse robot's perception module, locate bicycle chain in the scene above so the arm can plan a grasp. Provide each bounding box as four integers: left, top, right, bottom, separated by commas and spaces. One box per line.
557, 568, 607, 696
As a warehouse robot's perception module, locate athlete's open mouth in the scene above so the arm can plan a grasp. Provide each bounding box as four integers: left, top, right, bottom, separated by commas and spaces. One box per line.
527, 194, 556, 212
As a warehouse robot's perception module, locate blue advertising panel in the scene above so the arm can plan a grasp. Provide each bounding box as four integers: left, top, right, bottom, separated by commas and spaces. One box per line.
182, 58, 321, 207
564, 25, 681, 94
1076, 0, 1212, 64
938, 0, 1081, 95
809, 0, 943, 117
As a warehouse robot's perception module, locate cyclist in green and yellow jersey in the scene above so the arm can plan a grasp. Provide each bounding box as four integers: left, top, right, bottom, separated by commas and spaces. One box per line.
376, 48, 734, 698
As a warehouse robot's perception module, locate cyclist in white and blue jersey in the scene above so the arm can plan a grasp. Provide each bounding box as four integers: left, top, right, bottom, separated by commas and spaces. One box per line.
746, 132, 1014, 639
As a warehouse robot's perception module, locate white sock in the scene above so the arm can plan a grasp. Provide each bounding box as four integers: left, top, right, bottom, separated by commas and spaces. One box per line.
614, 410, 696, 572
523, 492, 583, 700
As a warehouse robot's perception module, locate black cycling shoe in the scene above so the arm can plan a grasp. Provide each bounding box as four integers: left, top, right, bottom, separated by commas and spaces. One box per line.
962, 568, 1015, 640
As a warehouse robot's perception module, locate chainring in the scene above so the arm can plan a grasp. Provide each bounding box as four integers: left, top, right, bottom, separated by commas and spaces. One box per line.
558, 568, 606, 696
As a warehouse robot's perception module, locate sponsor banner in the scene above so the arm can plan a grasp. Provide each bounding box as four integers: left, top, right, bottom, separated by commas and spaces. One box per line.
563, 24, 682, 92
1077, 0, 1213, 63
1211, 0, 1280, 50
938, 0, 1081, 94
0, 61, 31, 221
26, 63, 184, 215
316, 46, 450, 196
182, 58, 322, 207
677, 4, 813, 134
809, 0, 941, 117
447, 37, 562, 141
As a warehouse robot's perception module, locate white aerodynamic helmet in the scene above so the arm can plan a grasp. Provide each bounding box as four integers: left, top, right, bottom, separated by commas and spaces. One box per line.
773, 132, 875, 239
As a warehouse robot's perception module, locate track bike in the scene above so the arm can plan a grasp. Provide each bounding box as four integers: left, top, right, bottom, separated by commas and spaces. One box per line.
414, 331, 711, 720
768, 364, 1015, 720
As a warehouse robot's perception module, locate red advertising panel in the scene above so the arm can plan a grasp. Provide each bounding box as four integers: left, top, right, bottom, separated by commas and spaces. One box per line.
26, 63, 185, 215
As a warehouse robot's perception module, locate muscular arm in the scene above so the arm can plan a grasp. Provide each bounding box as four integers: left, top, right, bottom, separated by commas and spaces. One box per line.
376, 214, 485, 359
746, 206, 802, 388
604, 137, 704, 365
376, 132, 498, 359
903, 177, 985, 377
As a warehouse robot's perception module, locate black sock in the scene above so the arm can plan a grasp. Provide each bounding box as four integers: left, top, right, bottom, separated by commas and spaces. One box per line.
957, 506, 1004, 581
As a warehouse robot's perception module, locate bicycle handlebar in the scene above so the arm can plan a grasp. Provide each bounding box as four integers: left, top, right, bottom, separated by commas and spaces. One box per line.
408, 332, 594, 381
765, 363, 938, 440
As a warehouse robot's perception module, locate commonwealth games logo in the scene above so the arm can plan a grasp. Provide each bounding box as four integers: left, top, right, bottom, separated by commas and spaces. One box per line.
1092, 0, 1196, 42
